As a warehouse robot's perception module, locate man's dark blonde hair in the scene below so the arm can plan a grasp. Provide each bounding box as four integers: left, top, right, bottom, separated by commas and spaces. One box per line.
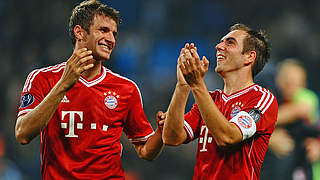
69, 0, 121, 46
230, 24, 271, 78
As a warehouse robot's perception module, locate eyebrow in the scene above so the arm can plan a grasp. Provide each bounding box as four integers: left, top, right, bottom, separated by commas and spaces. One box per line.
220, 37, 237, 43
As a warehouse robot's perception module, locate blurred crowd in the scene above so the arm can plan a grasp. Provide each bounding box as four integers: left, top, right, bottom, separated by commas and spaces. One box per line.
1, 0, 320, 179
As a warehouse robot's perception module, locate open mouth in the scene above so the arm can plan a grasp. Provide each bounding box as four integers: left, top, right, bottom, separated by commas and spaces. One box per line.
216, 54, 225, 61
98, 42, 112, 51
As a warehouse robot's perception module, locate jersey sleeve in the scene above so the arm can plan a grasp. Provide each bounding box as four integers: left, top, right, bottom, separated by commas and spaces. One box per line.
184, 91, 218, 142
244, 87, 278, 136
124, 84, 154, 144
184, 103, 202, 142
18, 69, 48, 117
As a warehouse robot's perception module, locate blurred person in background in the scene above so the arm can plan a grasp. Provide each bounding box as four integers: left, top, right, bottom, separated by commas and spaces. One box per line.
162, 23, 278, 179
14, 0, 163, 179
0, 134, 23, 180
261, 59, 320, 180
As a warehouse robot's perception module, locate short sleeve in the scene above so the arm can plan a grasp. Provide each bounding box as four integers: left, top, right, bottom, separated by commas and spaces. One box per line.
184, 103, 202, 142
124, 84, 154, 143
18, 69, 48, 117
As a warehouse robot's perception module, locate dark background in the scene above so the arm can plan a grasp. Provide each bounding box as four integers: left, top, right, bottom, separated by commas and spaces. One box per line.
1, 0, 319, 179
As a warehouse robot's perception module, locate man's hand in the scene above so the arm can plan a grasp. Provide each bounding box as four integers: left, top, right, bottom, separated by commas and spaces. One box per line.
269, 128, 295, 158
305, 137, 320, 163
179, 43, 209, 88
156, 111, 166, 131
59, 48, 94, 91
177, 44, 191, 88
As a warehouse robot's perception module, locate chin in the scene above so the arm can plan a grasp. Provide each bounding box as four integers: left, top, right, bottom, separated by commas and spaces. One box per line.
215, 66, 221, 73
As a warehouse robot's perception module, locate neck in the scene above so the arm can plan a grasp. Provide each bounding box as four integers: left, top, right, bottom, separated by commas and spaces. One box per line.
81, 60, 102, 80
221, 70, 254, 95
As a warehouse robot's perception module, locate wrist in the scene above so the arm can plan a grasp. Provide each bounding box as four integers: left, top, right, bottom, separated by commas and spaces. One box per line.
190, 80, 206, 91
53, 81, 69, 97
176, 83, 191, 91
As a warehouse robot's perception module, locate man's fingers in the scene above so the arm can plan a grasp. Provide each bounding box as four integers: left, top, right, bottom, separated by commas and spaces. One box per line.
202, 56, 209, 70
190, 49, 201, 67
79, 55, 94, 64
79, 50, 92, 58
80, 63, 94, 74
179, 58, 188, 75
76, 48, 89, 54
182, 57, 191, 74
190, 43, 194, 49
158, 120, 165, 126
185, 43, 190, 49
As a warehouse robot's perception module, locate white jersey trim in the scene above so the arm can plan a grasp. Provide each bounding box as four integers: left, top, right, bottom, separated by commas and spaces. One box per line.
220, 85, 258, 102
18, 109, 33, 117
129, 131, 155, 143
78, 66, 107, 87
23, 63, 65, 92
106, 69, 144, 107
251, 166, 255, 180
253, 86, 275, 114
184, 121, 194, 140
248, 137, 254, 157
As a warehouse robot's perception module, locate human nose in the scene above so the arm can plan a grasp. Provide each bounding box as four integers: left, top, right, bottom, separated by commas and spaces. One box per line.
215, 42, 224, 51
105, 31, 116, 44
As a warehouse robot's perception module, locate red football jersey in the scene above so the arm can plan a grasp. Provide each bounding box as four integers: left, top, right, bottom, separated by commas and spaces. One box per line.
184, 84, 278, 180
18, 62, 154, 180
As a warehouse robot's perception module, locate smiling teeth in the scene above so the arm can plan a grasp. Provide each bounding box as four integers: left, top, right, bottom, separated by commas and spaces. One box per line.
101, 45, 109, 50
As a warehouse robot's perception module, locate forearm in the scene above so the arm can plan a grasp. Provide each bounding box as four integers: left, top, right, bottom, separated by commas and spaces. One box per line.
191, 81, 241, 146
277, 104, 303, 126
136, 128, 164, 161
15, 81, 67, 144
163, 84, 190, 145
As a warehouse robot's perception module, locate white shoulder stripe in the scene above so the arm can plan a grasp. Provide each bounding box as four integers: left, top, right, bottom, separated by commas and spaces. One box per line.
107, 69, 144, 107
259, 89, 270, 112
184, 121, 194, 140
253, 86, 265, 108
23, 69, 39, 92
129, 131, 155, 143
254, 86, 274, 114
262, 93, 274, 114
23, 63, 65, 92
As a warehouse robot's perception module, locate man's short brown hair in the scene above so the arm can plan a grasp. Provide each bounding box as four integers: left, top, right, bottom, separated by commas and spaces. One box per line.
69, 0, 121, 46
230, 24, 271, 78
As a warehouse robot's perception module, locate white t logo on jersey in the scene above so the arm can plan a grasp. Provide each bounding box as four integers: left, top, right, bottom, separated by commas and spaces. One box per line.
199, 125, 213, 152
61, 111, 83, 137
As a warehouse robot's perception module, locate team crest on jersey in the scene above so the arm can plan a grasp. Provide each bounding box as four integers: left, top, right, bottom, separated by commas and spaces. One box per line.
230, 102, 244, 118
238, 115, 252, 129
20, 93, 34, 108
104, 91, 120, 110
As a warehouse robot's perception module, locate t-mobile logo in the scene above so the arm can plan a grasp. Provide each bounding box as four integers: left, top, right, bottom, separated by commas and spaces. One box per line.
61, 111, 83, 137
60, 111, 109, 138
199, 125, 213, 152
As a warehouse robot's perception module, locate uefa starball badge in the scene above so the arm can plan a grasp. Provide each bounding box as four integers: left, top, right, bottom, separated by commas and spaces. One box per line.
104, 91, 119, 109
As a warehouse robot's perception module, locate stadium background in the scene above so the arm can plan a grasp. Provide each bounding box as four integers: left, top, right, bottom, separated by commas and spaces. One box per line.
0, 0, 319, 179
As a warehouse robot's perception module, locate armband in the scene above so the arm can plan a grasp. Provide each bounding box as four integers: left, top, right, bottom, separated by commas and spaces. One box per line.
230, 111, 256, 140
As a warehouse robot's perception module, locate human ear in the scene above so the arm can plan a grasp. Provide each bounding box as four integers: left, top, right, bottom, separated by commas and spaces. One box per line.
74, 25, 86, 42
244, 51, 256, 65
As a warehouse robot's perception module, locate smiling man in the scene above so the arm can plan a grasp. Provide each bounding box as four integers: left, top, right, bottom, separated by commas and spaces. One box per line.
162, 24, 278, 180
15, 1, 163, 179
